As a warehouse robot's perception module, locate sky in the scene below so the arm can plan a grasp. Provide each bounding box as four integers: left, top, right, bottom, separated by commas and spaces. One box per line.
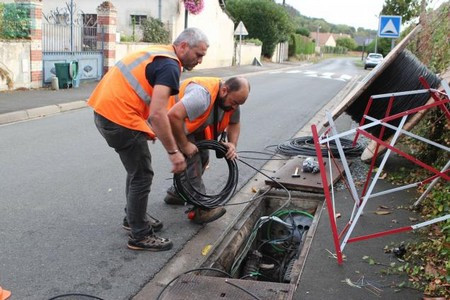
277, 0, 448, 31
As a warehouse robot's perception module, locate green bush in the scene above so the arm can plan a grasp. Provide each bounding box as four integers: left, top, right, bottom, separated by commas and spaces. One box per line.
295, 27, 310, 37
322, 45, 347, 54
336, 37, 357, 51
386, 3, 450, 298
243, 38, 262, 46
120, 34, 135, 42
0, 3, 30, 39
140, 16, 169, 44
288, 33, 314, 56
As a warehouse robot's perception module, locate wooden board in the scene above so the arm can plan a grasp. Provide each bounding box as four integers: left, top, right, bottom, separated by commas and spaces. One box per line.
264, 156, 345, 193
161, 274, 291, 300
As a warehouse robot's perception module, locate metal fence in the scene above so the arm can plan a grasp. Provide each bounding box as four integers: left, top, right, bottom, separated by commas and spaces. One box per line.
43, 23, 98, 52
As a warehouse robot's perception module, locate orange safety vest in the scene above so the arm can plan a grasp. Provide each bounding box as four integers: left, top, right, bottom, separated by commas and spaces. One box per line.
169, 77, 235, 140
88, 45, 182, 139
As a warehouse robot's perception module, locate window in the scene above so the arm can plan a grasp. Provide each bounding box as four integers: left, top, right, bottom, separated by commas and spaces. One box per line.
130, 15, 147, 25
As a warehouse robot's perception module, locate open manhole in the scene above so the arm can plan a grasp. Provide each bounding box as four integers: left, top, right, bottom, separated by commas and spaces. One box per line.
161, 189, 323, 300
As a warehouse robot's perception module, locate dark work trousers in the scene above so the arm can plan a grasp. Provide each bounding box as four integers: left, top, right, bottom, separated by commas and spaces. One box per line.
168, 133, 209, 201
94, 112, 153, 240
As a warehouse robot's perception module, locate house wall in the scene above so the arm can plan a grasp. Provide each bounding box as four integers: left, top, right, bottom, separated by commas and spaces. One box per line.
0, 0, 235, 91
0, 41, 32, 90
42, 1, 235, 69
238, 43, 262, 65
115, 42, 154, 62
171, 0, 234, 69
42, 0, 178, 37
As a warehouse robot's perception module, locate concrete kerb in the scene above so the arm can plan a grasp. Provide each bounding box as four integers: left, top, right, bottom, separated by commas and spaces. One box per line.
133, 74, 360, 299
0, 100, 87, 125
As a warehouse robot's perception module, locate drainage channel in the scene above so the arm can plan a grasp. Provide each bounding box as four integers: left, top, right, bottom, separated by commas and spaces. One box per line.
171, 189, 324, 300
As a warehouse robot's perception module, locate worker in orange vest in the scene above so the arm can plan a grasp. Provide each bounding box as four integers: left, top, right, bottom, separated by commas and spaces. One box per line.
165, 76, 250, 224
88, 28, 209, 251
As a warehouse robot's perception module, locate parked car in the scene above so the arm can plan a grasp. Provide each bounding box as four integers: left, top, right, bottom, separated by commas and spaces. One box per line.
364, 53, 383, 69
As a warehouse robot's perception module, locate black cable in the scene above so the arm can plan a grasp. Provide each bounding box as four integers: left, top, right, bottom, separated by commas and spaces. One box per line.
223, 186, 271, 207
276, 136, 364, 157
174, 140, 238, 209
48, 294, 104, 300
236, 150, 289, 160
237, 158, 291, 214
346, 49, 441, 139
156, 267, 232, 300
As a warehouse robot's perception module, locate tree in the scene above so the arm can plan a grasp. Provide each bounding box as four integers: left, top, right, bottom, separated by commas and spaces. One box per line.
296, 27, 310, 37
227, 0, 295, 57
365, 37, 391, 56
336, 37, 357, 50
381, 0, 421, 23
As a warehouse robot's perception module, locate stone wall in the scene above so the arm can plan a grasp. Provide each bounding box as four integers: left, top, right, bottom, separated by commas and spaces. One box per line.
0, 41, 32, 90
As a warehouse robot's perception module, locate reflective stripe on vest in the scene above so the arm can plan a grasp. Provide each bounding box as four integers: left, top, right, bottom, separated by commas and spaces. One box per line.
116, 50, 178, 106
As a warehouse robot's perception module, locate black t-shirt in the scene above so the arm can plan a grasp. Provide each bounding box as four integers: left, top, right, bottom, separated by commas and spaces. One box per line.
145, 57, 180, 96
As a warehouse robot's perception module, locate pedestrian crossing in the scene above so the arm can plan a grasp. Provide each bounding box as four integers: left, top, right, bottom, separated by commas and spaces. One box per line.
269, 69, 353, 82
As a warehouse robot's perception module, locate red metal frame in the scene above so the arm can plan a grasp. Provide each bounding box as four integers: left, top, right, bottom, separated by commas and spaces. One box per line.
313, 78, 449, 265
312, 124, 344, 264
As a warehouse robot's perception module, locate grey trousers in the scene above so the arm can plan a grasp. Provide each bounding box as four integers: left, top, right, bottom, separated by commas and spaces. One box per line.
94, 112, 153, 239
169, 134, 209, 201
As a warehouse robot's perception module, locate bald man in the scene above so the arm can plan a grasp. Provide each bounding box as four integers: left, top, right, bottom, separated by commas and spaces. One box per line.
166, 76, 250, 224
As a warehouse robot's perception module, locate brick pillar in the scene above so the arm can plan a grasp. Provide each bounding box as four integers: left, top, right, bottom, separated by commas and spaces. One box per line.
97, 1, 117, 75
15, 0, 42, 88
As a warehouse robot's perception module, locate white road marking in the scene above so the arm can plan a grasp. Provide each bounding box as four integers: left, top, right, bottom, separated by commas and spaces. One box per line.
270, 69, 352, 82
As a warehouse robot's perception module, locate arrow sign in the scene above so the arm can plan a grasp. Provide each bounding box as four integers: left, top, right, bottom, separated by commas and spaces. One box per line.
378, 15, 401, 38
234, 21, 248, 36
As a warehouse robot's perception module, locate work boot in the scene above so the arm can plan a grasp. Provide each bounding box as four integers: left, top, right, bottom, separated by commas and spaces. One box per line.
122, 214, 163, 232
163, 186, 186, 205
188, 207, 226, 225
127, 234, 173, 251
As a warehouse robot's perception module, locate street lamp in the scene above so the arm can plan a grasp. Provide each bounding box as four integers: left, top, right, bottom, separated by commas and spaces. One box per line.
374, 14, 379, 53
316, 25, 321, 50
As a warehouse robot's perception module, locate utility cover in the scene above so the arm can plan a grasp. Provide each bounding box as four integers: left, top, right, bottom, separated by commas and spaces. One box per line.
378, 15, 401, 38
234, 21, 248, 35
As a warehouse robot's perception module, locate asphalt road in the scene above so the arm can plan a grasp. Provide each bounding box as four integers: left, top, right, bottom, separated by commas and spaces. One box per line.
0, 57, 365, 299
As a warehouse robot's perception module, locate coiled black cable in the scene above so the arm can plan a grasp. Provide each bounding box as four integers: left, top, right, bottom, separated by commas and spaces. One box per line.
346, 49, 441, 139
174, 140, 238, 209
275, 136, 364, 157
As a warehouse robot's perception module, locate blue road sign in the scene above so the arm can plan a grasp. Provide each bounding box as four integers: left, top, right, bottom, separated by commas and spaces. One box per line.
378, 15, 402, 38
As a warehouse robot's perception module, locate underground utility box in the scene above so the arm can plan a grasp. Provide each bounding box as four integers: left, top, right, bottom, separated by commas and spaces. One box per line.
161, 189, 324, 299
